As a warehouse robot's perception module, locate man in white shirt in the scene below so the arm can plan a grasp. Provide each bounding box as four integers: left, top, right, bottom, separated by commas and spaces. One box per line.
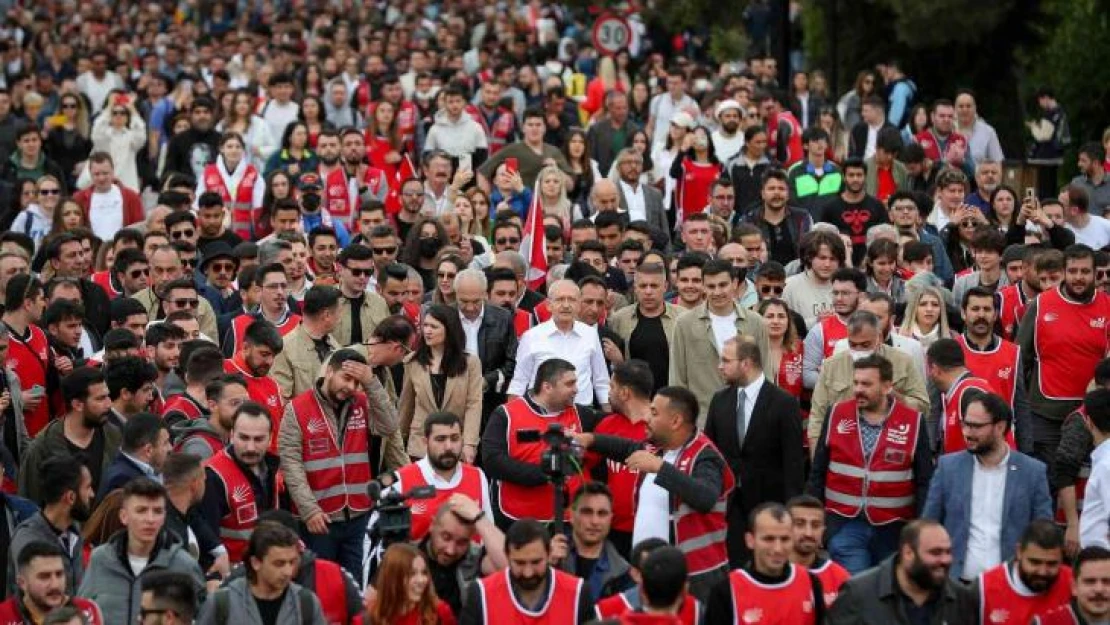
1064, 184, 1110, 249
260, 73, 300, 143
1081, 389, 1110, 549
711, 99, 745, 161
507, 280, 610, 411
647, 69, 698, 149
75, 49, 125, 116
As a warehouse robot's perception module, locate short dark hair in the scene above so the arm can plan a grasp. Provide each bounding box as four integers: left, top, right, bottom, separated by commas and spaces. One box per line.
965, 391, 1013, 432
505, 518, 550, 554
852, 354, 893, 382
1076, 546, 1110, 578
303, 285, 341, 316
61, 367, 105, 411
925, 338, 965, 369
655, 386, 699, 425
5, 274, 41, 311
370, 315, 416, 345
831, 267, 866, 292
902, 241, 934, 264
110, 297, 148, 326
970, 227, 1006, 254
611, 360, 654, 399
747, 501, 792, 533
121, 476, 167, 505
140, 570, 198, 622
337, 243, 374, 265
900, 518, 945, 552
326, 348, 367, 372
145, 322, 187, 348
243, 319, 283, 352
1065, 243, 1096, 267
786, 494, 825, 514
245, 521, 300, 581
121, 413, 167, 454
1080, 141, 1107, 164
532, 358, 576, 395
197, 191, 224, 210
205, 374, 248, 404
39, 454, 84, 506
16, 540, 66, 573
183, 346, 225, 385
1019, 519, 1065, 552
640, 546, 688, 609
962, 285, 996, 310
231, 400, 271, 428
593, 211, 624, 232
308, 226, 338, 248
761, 168, 789, 188
112, 247, 148, 278
423, 411, 461, 438
702, 259, 736, 282
162, 453, 203, 489
42, 299, 84, 328
104, 356, 158, 400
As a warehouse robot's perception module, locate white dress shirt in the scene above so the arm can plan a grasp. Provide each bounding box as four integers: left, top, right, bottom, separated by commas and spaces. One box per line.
460, 309, 483, 357
507, 319, 610, 406
632, 447, 681, 547
391, 457, 494, 519
1081, 439, 1110, 549
619, 180, 647, 223
962, 451, 1008, 579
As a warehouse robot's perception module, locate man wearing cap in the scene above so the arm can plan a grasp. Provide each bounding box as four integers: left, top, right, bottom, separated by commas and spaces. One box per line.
295, 173, 351, 247
586, 91, 639, 174
199, 242, 240, 315
711, 100, 745, 162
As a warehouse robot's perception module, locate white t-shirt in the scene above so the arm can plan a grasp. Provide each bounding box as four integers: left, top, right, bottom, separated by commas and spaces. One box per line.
89, 185, 124, 241
620, 180, 647, 223
632, 447, 681, 546
128, 554, 149, 576
1069, 215, 1110, 249
710, 310, 738, 354
262, 100, 300, 144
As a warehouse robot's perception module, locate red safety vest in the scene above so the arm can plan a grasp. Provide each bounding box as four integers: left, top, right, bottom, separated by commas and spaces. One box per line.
776, 346, 805, 400
229, 312, 301, 357
319, 165, 355, 228
204, 448, 278, 562
313, 558, 348, 625
291, 390, 373, 515
726, 564, 817, 625
940, 374, 1015, 454
90, 270, 121, 300
955, 334, 1020, 408
1035, 286, 1110, 400
997, 283, 1031, 341
6, 324, 50, 437
823, 398, 921, 525
224, 356, 284, 452
979, 562, 1073, 625
812, 559, 851, 608
394, 462, 486, 541
915, 129, 970, 163
594, 591, 701, 625
592, 413, 648, 533
478, 568, 583, 625
466, 104, 516, 154
635, 433, 734, 576
512, 308, 533, 338
203, 163, 260, 240
499, 398, 583, 522
820, 316, 848, 359
770, 112, 804, 167
173, 428, 224, 456
162, 393, 206, 422
1034, 603, 1082, 625
0, 596, 104, 625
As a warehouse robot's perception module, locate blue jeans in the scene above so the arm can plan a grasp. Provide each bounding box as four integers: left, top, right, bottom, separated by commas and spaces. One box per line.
302, 513, 369, 579
826, 516, 903, 575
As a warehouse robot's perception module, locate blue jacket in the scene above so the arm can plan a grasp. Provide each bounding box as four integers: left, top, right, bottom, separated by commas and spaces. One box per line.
98, 452, 155, 501
922, 450, 1053, 579
918, 227, 954, 284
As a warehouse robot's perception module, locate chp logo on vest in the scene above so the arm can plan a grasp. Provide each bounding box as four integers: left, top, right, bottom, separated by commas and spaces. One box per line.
836, 419, 856, 435
1092, 317, 1107, 329
886, 423, 911, 445
997, 366, 1012, 380
349, 407, 367, 430
307, 417, 329, 435
1044, 312, 1059, 323
267, 395, 280, 407
231, 484, 251, 504
989, 609, 1010, 623
328, 184, 346, 197
741, 608, 763, 624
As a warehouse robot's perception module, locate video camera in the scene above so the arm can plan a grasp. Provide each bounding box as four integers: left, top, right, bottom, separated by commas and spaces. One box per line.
367, 481, 436, 548
516, 423, 584, 535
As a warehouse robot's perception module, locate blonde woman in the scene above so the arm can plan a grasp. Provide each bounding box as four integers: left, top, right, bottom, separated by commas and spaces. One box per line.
44, 92, 92, 189
537, 164, 579, 233
464, 188, 492, 237
582, 56, 628, 119
898, 285, 954, 349
451, 193, 493, 266
12, 175, 63, 250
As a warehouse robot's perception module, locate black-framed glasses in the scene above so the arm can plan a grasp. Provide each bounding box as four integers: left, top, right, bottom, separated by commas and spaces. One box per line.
496, 237, 520, 245
129, 268, 149, 279
961, 419, 995, 430
371, 246, 397, 256
171, 229, 195, 239
180, 257, 196, 268
760, 285, 784, 296
169, 298, 199, 309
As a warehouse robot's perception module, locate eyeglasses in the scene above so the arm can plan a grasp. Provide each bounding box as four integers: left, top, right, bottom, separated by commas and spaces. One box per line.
760, 285, 784, 296
371, 246, 397, 256
171, 229, 195, 239
210, 262, 236, 273
129, 267, 149, 279
39, 188, 60, 196
496, 237, 520, 245
169, 298, 199, 309
180, 257, 196, 268
960, 419, 995, 430
346, 267, 373, 277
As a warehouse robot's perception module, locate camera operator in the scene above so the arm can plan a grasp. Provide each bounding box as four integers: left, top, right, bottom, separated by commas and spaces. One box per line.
575, 386, 733, 603
480, 358, 599, 529
549, 482, 632, 604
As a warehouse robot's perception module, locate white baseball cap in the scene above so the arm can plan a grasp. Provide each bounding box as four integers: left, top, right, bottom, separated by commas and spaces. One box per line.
670, 111, 697, 130
715, 99, 742, 120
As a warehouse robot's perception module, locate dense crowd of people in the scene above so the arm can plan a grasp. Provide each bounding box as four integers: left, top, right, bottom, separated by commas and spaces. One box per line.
0, 1, 1109, 624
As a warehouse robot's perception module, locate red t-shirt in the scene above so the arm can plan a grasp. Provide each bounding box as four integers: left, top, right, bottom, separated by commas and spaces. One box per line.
876, 166, 897, 203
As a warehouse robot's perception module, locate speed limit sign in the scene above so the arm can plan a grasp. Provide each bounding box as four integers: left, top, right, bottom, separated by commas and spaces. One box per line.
592, 14, 631, 56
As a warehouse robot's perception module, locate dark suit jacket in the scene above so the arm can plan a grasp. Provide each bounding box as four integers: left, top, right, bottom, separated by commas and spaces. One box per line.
848, 121, 897, 159
704, 380, 806, 517
475, 304, 518, 421
618, 182, 672, 243
518, 289, 544, 313
97, 452, 150, 501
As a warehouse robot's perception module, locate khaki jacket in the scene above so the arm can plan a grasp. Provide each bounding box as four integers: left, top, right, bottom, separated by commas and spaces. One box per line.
808, 343, 931, 444
271, 324, 338, 401
348, 343, 408, 473
398, 352, 484, 456
668, 302, 771, 427
607, 302, 682, 360
132, 287, 219, 340
331, 291, 390, 347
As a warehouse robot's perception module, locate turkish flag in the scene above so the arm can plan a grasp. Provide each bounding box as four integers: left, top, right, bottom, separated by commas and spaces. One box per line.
520, 181, 548, 291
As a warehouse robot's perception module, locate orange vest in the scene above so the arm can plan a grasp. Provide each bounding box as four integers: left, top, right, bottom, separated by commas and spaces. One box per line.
478, 568, 582, 624
5, 324, 50, 437
941, 375, 1015, 454
203, 163, 260, 239
824, 399, 920, 525
978, 562, 1073, 624
956, 334, 1020, 408
726, 564, 817, 625
812, 559, 851, 608
820, 315, 848, 359
1035, 287, 1110, 400
291, 390, 373, 515
394, 462, 486, 541
204, 449, 278, 562
499, 398, 583, 522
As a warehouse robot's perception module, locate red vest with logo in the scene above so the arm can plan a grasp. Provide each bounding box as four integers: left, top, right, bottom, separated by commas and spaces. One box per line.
91, 270, 121, 300
6, 324, 50, 437
636, 433, 734, 576
979, 563, 1073, 625
997, 283, 1031, 341
777, 346, 805, 401
162, 393, 206, 422
824, 399, 920, 525
770, 112, 804, 167
173, 429, 223, 456
594, 591, 701, 625
229, 313, 301, 357
224, 356, 284, 452
956, 334, 1020, 408
320, 165, 354, 228
203, 163, 260, 240
0, 596, 104, 625
499, 398, 583, 522
726, 564, 817, 625
205, 448, 278, 562
812, 559, 851, 608
941, 375, 1016, 454
592, 413, 648, 533
394, 462, 486, 541
1034, 603, 1082, 625
820, 316, 848, 359
466, 104, 516, 154
1035, 287, 1110, 400
291, 389, 373, 515
478, 568, 583, 625
915, 129, 970, 163
313, 559, 348, 625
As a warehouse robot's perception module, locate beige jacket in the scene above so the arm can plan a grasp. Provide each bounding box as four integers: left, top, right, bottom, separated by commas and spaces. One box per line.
271, 324, 339, 401
668, 302, 771, 427
399, 353, 484, 456
607, 302, 682, 360
132, 287, 218, 340
807, 343, 931, 445
346, 343, 408, 473
331, 291, 390, 347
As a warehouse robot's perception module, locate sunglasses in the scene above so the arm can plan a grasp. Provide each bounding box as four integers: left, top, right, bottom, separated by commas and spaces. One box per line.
210, 262, 236, 273
39, 189, 60, 196
760, 285, 785, 296
496, 237, 520, 245
169, 298, 199, 309
371, 246, 397, 256
180, 258, 196, 268
129, 268, 149, 279
111, 109, 128, 116
171, 229, 195, 239
346, 267, 373, 277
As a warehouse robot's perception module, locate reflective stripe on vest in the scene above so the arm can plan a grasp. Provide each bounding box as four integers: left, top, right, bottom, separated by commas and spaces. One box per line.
292, 390, 373, 515
668, 433, 735, 576
498, 398, 582, 521
204, 449, 276, 562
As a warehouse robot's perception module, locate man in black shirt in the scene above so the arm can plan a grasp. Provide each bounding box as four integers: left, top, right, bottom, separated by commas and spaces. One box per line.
821, 157, 888, 266
163, 96, 220, 180
606, 262, 676, 394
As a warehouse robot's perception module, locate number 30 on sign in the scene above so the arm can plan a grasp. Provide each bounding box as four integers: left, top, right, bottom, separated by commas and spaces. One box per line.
592, 15, 631, 56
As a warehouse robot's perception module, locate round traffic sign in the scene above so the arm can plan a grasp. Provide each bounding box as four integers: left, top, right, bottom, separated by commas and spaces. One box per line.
592, 14, 631, 56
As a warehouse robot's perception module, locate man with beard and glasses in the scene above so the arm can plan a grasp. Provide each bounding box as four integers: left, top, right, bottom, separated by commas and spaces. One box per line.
956, 287, 1029, 419
200, 401, 282, 564
224, 320, 284, 446
923, 392, 1052, 581
1035, 546, 1110, 625
926, 338, 1028, 455
787, 495, 851, 608
388, 411, 493, 541
171, 374, 248, 460
1019, 244, 1110, 468
828, 520, 977, 624
462, 519, 592, 625
10, 456, 93, 595
18, 367, 118, 504
0, 542, 103, 624
973, 519, 1073, 624
333, 245, 390, 347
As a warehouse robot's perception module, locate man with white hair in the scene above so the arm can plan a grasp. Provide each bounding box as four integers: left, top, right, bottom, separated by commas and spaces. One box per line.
507, 280, 610, 410
711, 99, 744, 160
964, 159, 1002, 213
453, 268, 518, 424
491, 250, 544, 313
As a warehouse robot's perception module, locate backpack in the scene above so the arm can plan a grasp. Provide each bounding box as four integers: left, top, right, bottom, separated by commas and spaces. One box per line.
212, 586, 315, 625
